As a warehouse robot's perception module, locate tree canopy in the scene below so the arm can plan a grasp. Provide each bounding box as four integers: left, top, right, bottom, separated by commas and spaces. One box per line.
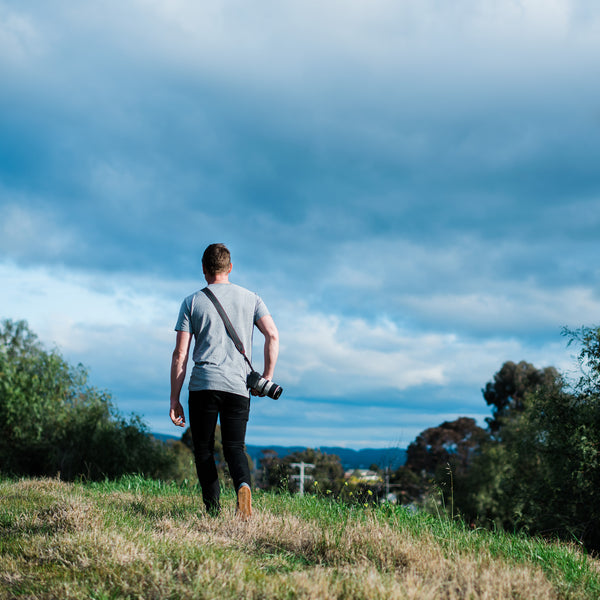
405, 417, 487, 477
465, 331, 600, 551
393, 331, 600, 552
0, 319, 173, 480
482, 360, 560, 434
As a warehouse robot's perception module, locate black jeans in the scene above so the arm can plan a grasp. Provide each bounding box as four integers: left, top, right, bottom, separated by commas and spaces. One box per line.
188, 389, 251, 514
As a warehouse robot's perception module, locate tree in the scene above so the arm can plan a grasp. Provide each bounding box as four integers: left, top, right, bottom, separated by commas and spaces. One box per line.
389, 466, 423, 504
163, 439, 198, 484
482, 360, 560, 435
463, 337, 600, 551
0, 319, 172, 480
565, 326, 600, 394
465, 384, 600, 549
0, 319, 75, 461
258, 449, 290, 490
405, 417, 487, 477
401, 417, 488, 509
259, 448, 345, 494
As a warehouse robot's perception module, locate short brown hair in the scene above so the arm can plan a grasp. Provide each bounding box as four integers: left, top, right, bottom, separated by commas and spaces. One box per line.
202, 243, 231, 276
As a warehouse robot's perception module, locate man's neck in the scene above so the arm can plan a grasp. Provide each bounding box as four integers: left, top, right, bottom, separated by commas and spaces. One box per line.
205, 274, 230, 285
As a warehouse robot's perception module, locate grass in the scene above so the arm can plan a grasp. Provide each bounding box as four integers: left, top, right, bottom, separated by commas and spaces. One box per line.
1, 476, 599, 599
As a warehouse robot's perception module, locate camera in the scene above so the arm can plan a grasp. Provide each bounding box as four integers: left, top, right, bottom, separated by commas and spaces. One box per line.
247, 371, 283, 399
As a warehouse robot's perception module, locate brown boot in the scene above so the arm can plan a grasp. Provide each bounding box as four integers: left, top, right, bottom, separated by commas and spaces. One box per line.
236, 485, 252, 520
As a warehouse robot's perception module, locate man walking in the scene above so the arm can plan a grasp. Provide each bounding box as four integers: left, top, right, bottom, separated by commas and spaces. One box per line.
169, 243, 279, 519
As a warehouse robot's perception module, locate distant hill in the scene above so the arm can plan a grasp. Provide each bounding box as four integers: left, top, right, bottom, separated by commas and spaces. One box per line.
246, 445, 407, 471
153, 433, 407, 471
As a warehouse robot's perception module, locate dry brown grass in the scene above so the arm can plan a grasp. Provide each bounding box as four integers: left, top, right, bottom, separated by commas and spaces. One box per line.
1, 477, 597, 599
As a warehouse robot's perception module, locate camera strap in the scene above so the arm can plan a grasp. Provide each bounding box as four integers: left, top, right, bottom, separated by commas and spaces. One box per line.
201, 287, 254, 371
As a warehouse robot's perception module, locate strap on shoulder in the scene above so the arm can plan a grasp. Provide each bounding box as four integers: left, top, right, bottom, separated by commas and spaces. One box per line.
201, 287, 254, 370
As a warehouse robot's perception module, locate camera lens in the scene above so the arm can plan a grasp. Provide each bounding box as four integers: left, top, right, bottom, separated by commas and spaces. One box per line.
247, 371, 282, 399
261, 379, 282, 399
269, 384, 283, 400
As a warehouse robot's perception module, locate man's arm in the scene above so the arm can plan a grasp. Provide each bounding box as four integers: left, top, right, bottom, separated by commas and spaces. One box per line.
255, 315, 279, 381
169, 330, 192, 427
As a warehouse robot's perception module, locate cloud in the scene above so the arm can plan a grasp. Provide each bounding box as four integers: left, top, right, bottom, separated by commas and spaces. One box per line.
0, 261, 188, 390
0, 6, 43, 67
248, 395, 493, 449
276, 310, 448, 394
0, 260, 572, 433
275, 301, 574, 401
254, 234, 599, 342
0, 201, 79, 262
2, 2, 599, 241
401, 288, 600, 337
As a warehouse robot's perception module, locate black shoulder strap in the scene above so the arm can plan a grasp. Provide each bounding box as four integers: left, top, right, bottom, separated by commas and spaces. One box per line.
201, 287, 254, 370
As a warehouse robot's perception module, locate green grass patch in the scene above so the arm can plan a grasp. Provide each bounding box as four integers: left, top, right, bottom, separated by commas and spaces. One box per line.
1, 476, 598, 599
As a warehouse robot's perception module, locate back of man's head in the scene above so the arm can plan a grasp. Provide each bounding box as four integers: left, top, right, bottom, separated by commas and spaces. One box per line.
202, 243, 231, 276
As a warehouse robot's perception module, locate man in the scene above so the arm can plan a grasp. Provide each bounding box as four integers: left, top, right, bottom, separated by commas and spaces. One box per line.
169, 243, 279, 519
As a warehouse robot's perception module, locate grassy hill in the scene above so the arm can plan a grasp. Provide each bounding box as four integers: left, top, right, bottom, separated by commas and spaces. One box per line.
1, 476, 599, 599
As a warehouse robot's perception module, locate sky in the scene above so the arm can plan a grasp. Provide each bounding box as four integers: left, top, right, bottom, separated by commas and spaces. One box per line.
1, 0, 600, 449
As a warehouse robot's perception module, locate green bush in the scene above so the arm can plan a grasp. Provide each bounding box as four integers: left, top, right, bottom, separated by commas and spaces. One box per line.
0, 319, 175, 481
461, 328, 600, 552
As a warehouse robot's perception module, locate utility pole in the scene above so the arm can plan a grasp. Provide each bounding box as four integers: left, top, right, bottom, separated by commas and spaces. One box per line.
291, 462, 315, 496
385, 466, 390, 498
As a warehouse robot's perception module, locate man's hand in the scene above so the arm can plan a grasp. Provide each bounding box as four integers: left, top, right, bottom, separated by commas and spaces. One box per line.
170, 400, 186, 427
250, 385, 266, 397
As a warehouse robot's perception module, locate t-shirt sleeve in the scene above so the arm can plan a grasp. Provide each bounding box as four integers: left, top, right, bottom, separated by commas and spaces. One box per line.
254, 294, 270, 323
175, 297, 193, 332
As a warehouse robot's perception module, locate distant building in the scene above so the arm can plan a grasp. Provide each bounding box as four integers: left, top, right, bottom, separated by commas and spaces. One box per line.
344, 469, 382, 484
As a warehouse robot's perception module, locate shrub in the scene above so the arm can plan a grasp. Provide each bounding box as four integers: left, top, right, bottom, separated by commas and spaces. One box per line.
0, 319, 174, 481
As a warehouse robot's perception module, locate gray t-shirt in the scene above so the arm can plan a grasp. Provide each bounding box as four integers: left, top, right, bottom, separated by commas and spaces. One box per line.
175, 283, 269, 397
